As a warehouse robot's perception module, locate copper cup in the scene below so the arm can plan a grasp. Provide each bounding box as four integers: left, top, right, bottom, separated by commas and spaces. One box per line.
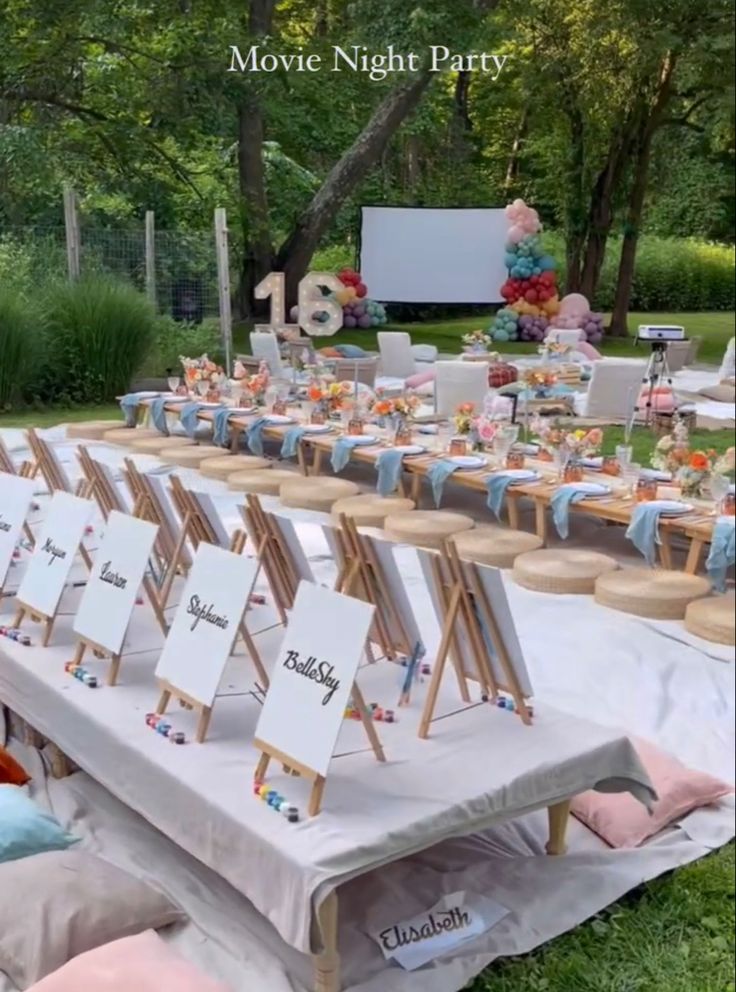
506, 451, 525, 470
347, 418, 364, 436
636, 478, 658, 502
394, 426, 413, 447
272, 400, 287, 416
310, 410, 326, 426
602, 456, 620, 477
563, 464, 584, 484
449, 437, 467, 457
724, 492, 736, 517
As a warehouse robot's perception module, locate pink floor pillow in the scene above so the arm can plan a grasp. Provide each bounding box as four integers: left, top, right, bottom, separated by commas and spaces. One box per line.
637, 386, 676, 413
28, 930, 235, 992
405, 368, 435, 389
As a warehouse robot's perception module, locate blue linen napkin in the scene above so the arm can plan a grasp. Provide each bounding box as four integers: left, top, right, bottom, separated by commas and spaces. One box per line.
246, 417, 269, 456
180, 402, 210, 437
149, 397, 170, 435
551, 484, 591, 540
375, 448, 405, 496
426, 459, 460, 508
706, 517, 735, 593
281, 425, 307, 459
212, 408, 241, 447
119, 393, 141, 428
625, 503, 666, 566
331, 436, 371, 473
486, 473, 519, 520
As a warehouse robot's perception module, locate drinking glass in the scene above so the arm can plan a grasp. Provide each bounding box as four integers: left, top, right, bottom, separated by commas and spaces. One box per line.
708, 473, 731, 514
552, 445, 571, 482
167, 376, 180, 393
195, 379, 209, 397
616, 444, 633, 472
621, 462, 641, 499
435, 422, 452, 455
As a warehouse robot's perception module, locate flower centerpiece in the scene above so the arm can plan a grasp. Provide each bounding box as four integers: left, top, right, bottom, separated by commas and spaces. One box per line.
530, 416, 602, 474
371, 393, 421, 443
308, 379, 351, 420
453, 402, 476, 435
241, 360, 270, 407
650, 414, 691, 476
678, 449, 735, 499
462, 329, 492, 354
523, 368, 558, 398
180, 354, 223, 397
538, 341, 572, 364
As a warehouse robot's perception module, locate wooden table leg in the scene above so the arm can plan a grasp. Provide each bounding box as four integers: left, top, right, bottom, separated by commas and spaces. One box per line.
535, 499, 548, 544
313, 890, 340, 992
659, 531, 674, 569
545, 799, 571, 855
685, 537, 705, 574
507, 492, 520, 530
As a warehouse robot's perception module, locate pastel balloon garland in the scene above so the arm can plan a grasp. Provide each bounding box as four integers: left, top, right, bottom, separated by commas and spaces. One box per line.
291, 267, 388, 331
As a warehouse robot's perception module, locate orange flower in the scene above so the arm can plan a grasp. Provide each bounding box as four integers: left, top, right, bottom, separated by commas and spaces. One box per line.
689, 451, 710, 472
373, 400, 391, 416
308, 385, 324, 402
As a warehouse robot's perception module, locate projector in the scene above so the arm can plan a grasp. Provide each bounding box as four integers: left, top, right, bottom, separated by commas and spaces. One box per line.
637, 325, 686, 341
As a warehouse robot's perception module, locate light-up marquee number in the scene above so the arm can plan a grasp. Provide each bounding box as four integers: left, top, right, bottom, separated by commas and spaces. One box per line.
254, 271, 344, 338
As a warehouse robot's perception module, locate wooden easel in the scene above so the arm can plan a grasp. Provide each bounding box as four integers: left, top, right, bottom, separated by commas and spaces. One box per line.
239, 495, 301, 624
155, 678, 215, 743
0, 449, 36, 550
253, 675, 385, 815
418, 541, 533, 738
169, 475, 246, 553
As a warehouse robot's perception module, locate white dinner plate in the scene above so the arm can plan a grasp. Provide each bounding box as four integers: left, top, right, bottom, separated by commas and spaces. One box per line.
640, 468, 672, 482
264, 414, 295, 425
448, 455, 487, 470
300, 424, 333, 434
581, 456, 603, 470
495, 469, 541, 484
345, 435, 382, 446
390, 444, 426, 456
560, 481, 612, 499
195, 402, 225, 409
647, 500, 694, 516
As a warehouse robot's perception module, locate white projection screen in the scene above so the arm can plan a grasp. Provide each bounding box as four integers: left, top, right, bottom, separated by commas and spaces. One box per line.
359, 206, 508, 304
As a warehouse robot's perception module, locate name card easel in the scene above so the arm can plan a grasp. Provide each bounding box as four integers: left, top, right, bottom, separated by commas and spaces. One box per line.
69, 510, 161, 684
0, 443, 36, 548
169, 476, 246, 554
11, 491, 94, 646
0, 473, 37, 600
417, 542, 534, 737
253, 581, 384, 816
26, 428, 92, 505
153, 542, 263, 741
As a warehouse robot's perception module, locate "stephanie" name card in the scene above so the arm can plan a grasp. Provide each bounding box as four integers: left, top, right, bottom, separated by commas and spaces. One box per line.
0, 473, 36, 591
73, 511, 159, 656
15, 491, 94, 619
254, 581, 375, 777
154, 542, 259, 707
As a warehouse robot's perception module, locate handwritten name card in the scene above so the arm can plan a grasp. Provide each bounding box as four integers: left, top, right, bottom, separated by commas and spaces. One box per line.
73, 511, 159, 656
0, 473, 36, 590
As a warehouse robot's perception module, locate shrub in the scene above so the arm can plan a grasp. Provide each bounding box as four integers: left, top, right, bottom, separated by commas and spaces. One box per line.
38, 277, 156, 405
0, 286, 40, 411
140, 316, 225, 378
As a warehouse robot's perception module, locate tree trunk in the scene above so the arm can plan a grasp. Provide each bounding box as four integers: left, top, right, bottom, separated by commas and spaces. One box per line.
504, 105, 528, 191
562, 99, 587, 293
275, 71, 434, 299
454, 70, 472, 131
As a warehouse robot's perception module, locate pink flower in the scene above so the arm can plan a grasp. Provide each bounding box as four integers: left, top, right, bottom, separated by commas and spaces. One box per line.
476, 418, 498, 443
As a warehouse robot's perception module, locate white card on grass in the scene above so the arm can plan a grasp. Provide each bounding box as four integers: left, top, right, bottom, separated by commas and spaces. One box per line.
155, 543, 259, 707
16, 491, 93, 618
254, 581, 375, 776
0, 473, 36, 587
73, 511, 159, 655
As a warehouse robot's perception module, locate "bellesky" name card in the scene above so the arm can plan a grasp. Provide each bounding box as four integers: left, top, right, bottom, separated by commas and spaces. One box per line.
73, 511, 159, 656
254, 581, 374, 777
15, 491, 93, 619
0, 473, 36, 590
154, 542, 259, 707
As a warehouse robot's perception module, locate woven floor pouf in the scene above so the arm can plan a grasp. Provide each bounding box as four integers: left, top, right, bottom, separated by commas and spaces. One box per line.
453, 525, 544, 569
199, 454, 272, 480
513, 548, 618, 595
130, 435, 196, 454
102, 427, 161, 446
685, 593, 735, 645
158, 445, 225, 468
595, 567, 711, 619
66, 420, 127, 440
331, 494, 415, 527
384, 510, 474, 550
279, 477, 360, 512
228, 468, 297, 495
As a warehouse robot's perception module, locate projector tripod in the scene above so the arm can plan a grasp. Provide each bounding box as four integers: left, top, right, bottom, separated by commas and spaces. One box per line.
641, 342, 673, 425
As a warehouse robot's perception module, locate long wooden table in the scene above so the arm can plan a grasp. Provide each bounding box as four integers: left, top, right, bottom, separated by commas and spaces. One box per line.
140, 400, 718, 573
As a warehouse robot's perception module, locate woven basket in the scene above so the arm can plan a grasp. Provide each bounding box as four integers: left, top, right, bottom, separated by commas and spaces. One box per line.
651, 409, 696, 436
332, 495, 415, 527
453, 526, 543, 569
280, 477, 360, 512
384, 510, 473, 549
685, 593, 735, 645
199, 455, 271, 480
595, 567, 711, 619
228, 469, 296, 495
512, 549, 618, 595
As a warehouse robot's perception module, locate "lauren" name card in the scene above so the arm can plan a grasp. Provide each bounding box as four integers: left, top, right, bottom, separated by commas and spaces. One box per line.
73, 511, 159, 659
0, 473, 36, 595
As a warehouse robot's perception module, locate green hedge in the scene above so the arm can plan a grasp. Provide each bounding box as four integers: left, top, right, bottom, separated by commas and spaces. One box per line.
0, 286, 39, 411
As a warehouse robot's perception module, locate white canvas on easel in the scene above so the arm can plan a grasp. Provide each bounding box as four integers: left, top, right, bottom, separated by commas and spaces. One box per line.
15, 491, 93, 620
363, 534, 422, 651
187, 489, 232, 550
269, 513, 315, 584
155, 542, 259, 709
73, 511, 159, 656
418, 547, 475, 675
0, 473, 36, 592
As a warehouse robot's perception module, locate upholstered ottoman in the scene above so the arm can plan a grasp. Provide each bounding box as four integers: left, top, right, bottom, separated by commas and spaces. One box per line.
453, 525, 543, 569
199, 454, 272, 480
66, 420, 127, 440
595, 567, 711, 619
158, 445, 224, 468
102, 427, 161, 446
280, 477, 360, 512
130, 435, 195, 454
513, 549, 618, 594
331, 495, 415, 527
384, 510, 474, 549
685, 593, 735, 645
228, 469, 297, 495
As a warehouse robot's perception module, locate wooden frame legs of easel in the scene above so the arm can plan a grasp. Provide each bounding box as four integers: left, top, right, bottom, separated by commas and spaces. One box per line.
156, 680, 213, 743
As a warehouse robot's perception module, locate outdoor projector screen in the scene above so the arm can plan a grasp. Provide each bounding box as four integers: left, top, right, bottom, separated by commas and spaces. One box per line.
359, 206, 508, 304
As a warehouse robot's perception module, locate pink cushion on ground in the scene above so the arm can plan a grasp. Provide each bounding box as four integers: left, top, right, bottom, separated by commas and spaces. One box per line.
405, 368, 436, 389
637, 386, 675, 413
571, 737, 732, 848
28, 931, 234, 992
575, 341, 602, 361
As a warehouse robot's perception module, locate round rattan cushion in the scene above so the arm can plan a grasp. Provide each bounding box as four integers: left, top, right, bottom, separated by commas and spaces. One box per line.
279, 477, 360, 512
102, 427, 161, 446
453, 525, 543, 569
199, 454, 272, 480
66, 420, 127, 440
331, 495, 415, 527
228, 469, 297, 495
158, 444, 224, 468
384, 510, 474, 549
685, 593, 735, 645
595, 567, 711, 619
513, 549, 618, 595
130, 435, 195, 454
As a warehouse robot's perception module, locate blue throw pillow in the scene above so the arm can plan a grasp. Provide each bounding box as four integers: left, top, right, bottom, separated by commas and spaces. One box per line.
334, 343, 368, 358
0, 785, 78, 864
